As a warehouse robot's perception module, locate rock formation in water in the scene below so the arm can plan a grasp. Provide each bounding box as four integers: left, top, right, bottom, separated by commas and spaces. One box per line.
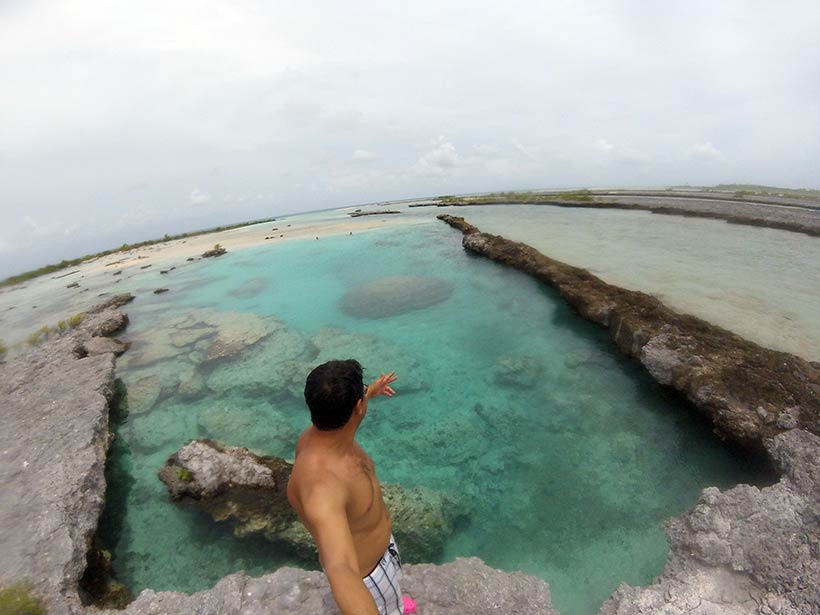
339, 275, 454, 318
601, 428, 820, 615
158, 439, 467, 562
202, 245, 227, 258
96, 557, 557, 615
0, 294, 132, 615
438, 214, 820, 448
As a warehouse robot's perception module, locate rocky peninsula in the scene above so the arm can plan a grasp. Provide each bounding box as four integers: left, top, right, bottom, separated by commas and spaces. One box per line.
433, 190, 820, 238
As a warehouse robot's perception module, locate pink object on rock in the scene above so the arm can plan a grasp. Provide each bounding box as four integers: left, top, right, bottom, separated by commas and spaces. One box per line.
402, 595, 417, 614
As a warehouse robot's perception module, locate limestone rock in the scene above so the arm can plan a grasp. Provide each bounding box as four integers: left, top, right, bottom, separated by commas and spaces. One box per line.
169, 326, 215, 348
202, 246, 227, 258
177, 368, 207, 400
599, 429, 820, 615
80, 309, 130, 337
381, 483, 467, 562
204, 328, 313, 397
158, 440, 466, 562
82, 336, 129, 357
86, 293, 135, 313
196, 402, 297, 453
339, 275, 453, 319
0, 297, 127, 615
201, 311, 284, 363
97, 558, 557, 615
129, 408, 189, 453
123, 375, 162, 415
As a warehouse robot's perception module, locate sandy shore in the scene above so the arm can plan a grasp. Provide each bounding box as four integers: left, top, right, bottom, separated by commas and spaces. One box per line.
81, 211, 423, 275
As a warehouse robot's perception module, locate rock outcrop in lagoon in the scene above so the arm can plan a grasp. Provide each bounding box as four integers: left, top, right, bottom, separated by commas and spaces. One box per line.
158, 439, 467, 562
438, 214, 820, 448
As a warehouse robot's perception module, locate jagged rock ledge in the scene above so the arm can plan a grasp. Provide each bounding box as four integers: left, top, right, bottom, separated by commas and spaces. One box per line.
96, 558, 557, 615
0, 293, 134, 615
438, 214, 820, 447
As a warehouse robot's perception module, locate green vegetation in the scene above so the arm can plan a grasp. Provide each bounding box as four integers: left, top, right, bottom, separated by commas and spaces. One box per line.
438, 189, 594, 205
27, 326, 52, 347
0, 583, 46, 615
0, 340, 6, 356
710, 184, 820, 200
67, 312, 85, 328
24, 312, 87, 347
177, 467, 193, 482
1, 217, 278, 288
214, 243, 223, 250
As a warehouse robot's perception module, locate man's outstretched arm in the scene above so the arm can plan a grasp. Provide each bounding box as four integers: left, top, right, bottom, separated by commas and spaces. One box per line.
302, 484, 379, 615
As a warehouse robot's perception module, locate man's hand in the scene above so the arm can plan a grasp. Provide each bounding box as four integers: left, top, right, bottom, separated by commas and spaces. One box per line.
365, 371, 397, 400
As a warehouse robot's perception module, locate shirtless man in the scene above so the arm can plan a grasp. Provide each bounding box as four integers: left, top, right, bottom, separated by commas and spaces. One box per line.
287, 359, 411, 615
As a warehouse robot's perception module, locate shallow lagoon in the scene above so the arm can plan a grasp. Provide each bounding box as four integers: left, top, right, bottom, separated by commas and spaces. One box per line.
455, 204, 820, 361
99, 219, 769, 615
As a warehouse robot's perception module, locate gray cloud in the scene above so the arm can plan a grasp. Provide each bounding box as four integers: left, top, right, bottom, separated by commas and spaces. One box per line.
0, 0, 818, 276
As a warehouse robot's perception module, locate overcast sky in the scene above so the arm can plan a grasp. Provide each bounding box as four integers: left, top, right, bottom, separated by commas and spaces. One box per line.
1, 1, 818, 277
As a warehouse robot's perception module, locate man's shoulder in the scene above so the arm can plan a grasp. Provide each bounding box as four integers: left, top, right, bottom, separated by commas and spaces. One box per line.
292, 457, 348, 499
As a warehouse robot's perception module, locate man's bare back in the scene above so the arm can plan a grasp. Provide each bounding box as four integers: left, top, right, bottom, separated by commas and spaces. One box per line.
287, 364, 400, 615
288, 428, 391, 576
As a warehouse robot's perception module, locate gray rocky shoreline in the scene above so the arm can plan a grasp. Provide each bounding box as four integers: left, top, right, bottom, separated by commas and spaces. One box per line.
2, 209, 820, 614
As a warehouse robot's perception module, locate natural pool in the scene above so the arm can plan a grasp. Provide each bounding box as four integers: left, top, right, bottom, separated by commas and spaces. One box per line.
98, 218, 770, 615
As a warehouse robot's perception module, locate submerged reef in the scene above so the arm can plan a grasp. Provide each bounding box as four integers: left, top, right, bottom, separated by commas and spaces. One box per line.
438, 214, 820, 448
158, 439, 467, 562
339, 275, 454, 318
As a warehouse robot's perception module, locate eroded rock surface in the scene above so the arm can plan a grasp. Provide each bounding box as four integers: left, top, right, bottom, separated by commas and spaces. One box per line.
0, 295, 131, 615
158, 439, 466, 562
97, 557, 557, 615
439, 214, 820, 447
600, 429, 820, 615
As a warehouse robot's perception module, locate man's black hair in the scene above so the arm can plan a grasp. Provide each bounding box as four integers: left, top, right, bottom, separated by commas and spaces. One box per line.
304, 359, 364, 430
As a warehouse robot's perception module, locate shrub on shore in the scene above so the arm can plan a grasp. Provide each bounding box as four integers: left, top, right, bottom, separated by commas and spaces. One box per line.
0, 583, 46, 615
25, 312, 87, 346
67, 312, 85, 328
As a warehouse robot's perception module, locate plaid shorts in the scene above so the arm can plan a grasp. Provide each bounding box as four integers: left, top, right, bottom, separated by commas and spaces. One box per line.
362, 534, 403, 615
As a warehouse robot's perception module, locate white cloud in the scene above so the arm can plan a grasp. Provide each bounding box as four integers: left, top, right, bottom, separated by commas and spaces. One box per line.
352, 149, 378, 162
594, 138, 614, 153
689, 142, 725, 162
0, 0, 818, 276
417, 137, 461, 173
190, 188, 212, 205
472, 144, 497, 155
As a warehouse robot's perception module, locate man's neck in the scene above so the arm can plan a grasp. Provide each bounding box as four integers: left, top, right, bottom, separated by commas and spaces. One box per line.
309, 422, 358, 452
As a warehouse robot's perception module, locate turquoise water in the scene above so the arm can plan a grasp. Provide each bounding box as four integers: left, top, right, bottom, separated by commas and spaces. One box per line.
101, 220, 769, 615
